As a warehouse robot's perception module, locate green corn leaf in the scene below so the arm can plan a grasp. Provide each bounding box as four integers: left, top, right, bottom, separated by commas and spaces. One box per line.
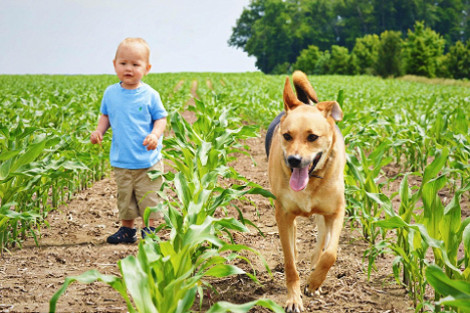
204, 264, 245, 277
437, 296, 470, 311
247, 186, 276, 199
206, 299, 284, 313
375, 216, 460, 273
196, 141, 212, 166
463, 223, 470, 262
375, 216, 407, 228
441, 191, 462, 262
45, 136, 61, 148
0, 149, 21, 161
365, 192, 393, 216
421, 175, 446, 238
0, 203, 40, 222
119, 255, 158, 313
174, 172, 192, 208
336, 89, 344, 107
196, 253, 227, 272
0, 158, 13, 180
214, 217, 248, 233
426, 265, 470, 301
422, 148, 449, 185
49, 270, 134, 313
175, 286, 198, 313
182, 218, 224, 248
11, 139, 47, 173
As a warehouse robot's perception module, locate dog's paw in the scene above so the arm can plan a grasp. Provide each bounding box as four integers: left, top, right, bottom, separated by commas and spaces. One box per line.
285, 297, 304, 312
303, 285, 321, 297
285, 303, 303, 313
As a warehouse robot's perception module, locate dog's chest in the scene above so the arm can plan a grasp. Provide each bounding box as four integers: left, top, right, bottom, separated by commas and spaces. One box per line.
281, 188, 335, 216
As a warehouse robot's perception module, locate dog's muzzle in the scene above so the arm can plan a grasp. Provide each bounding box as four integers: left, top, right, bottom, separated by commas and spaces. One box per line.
287, 152, 323, 178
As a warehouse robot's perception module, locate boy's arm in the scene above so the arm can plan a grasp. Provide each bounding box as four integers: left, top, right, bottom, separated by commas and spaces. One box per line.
143, 117, 167, 151
90, 114, 110, 144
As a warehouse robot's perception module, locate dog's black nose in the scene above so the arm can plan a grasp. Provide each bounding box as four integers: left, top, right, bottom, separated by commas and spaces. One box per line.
287, 155, 302, 168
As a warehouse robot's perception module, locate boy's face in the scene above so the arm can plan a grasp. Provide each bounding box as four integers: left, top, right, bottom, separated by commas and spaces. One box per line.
113, 43, 151, 89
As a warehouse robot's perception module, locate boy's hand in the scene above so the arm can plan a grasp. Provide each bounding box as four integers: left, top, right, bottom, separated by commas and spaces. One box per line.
143, 133, 159, 151
90, 131, 103, 144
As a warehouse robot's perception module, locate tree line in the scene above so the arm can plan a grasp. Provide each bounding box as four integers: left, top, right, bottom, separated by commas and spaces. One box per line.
229, 0, 470, 79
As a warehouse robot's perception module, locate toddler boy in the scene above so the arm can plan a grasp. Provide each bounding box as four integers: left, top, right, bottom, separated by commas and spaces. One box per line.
90, 37, 167, 244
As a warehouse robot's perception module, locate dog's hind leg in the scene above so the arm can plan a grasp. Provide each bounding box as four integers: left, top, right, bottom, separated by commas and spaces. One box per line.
310, 215, 325, 268
304, 207, 345, 296
275, 200, 304, 312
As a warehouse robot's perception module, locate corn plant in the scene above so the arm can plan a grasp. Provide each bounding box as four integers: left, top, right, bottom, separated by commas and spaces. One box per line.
0, 202, 40, 254
374, 149, 470, 311
50, 218, 283, 313
426, 265, 470, 312
145, 94, 277, 310
344, 141, 393, 244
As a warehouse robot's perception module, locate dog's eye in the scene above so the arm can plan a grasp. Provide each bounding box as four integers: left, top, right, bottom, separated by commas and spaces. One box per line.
307, 134, 318, 142
283, 133, 293, 141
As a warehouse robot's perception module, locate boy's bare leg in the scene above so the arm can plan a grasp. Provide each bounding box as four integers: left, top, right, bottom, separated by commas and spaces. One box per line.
122, 219, 135, 228
143, 219, 154, 228
121, 219, 155, 228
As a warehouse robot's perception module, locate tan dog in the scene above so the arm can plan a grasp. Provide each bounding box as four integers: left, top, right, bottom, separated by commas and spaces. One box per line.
265, 71, 345, 312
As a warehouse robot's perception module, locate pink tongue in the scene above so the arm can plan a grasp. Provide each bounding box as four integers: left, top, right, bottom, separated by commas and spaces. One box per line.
290, 167, 309, 191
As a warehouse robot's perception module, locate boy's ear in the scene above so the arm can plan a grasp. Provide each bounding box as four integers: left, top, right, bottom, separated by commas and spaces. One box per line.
145, 64, 152, 75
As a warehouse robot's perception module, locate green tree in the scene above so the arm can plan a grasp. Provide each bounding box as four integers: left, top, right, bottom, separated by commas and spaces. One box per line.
228, 0, 340, 73
314, 50, 331, 74
352, 34, 380, 75
229, 0, 302, 73
433, 0, 468, 44
293, 45, 322, 74
330, 45, 358, 75
229, 0, 470, 73
375, 30, 403, 77
403, 21, 445, 78
298, 0, 338, 51
445, 40, 470, 79
374, 0, 416, 34
272, 62, 292, 74
335, 0, 377, 48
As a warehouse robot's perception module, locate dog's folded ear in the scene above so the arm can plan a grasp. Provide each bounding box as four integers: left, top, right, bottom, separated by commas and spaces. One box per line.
316, 101, 343, 122
283, 77, 304, 112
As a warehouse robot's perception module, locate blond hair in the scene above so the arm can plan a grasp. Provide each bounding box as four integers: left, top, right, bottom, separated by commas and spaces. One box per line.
115, 37, 150, 63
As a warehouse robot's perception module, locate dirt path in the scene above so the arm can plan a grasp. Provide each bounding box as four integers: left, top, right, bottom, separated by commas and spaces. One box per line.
0, 81, 414, 312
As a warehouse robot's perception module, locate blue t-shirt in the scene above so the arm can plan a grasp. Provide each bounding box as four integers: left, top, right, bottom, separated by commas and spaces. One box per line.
100, 82, 168, 169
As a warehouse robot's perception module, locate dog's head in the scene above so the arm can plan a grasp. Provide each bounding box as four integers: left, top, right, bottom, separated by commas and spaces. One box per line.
279, 71, 343, 191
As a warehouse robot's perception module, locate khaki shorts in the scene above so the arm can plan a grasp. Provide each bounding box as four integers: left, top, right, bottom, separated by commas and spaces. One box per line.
113, 160, 164, 221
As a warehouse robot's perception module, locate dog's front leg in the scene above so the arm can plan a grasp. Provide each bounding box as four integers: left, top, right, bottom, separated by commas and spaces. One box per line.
304, 207, 345, 296
275, 200, 304, 312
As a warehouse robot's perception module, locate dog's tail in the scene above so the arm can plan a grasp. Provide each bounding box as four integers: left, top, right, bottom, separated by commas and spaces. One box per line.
293, 70, 319, 105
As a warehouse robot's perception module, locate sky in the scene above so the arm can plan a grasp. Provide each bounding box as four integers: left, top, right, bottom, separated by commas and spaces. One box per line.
0, 0, 258, 75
